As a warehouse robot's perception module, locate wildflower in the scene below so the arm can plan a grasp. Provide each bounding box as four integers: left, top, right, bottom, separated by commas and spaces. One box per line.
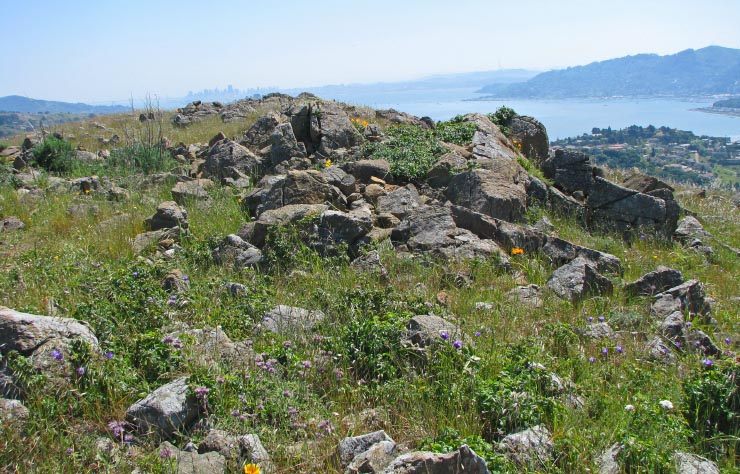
587, 317, 594, 322
511, 247, 524, 255
162, 335, 174, 344
324, 159, 333, 168
588, 356, 596, 363
77, 366, 86, 376
172, 339, 183, 349
105, 351, 114, 359
66, 447, 74, 455
132, 271, 138, 277
726, 337, 732, 344
624, 404, 635, 412
702, 358, 714, 367
453, 340, 463, 349
51, 349, 64, 361
659, 400, 674, 410
640, 234, 647, 240
283, 340, 292, 348
616, 346, 624, 354
333, 368, 344, 379
217, 377, 225, 384
602, 348, 608, 356
283, 390, 292, 398
244, 463, 261, 474
474, 331, 481, 337
54, 255, 60, 261
160, 447, 173, 460
685, 321, 692, 327
194, 387, 210, 401
598, 316, 605, 322
231, 409, 240, 417
440, 331, 449, 341
108, 420, 126, 439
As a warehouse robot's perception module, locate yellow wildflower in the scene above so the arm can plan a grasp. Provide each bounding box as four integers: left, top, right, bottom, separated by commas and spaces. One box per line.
324, 159, 333, 168
511, 247, 524, 255
362, 120, 368, 127
54, 255, 60, 261
244, 464, 260, 474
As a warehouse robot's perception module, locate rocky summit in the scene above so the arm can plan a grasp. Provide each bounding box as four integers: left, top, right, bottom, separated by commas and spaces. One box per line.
0, 93, 738, 473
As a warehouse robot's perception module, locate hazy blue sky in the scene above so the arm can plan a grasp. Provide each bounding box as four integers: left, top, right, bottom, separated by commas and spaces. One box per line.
3, 0, 739, 102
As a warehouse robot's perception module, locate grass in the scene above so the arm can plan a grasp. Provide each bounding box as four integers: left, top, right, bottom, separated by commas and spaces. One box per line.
3, 107, 740, 473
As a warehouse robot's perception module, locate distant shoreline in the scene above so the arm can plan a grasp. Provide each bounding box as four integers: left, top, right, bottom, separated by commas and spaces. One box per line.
692, 107, 740, 118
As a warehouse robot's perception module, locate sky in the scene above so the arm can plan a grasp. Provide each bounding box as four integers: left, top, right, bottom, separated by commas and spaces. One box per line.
2, 0, 739, 103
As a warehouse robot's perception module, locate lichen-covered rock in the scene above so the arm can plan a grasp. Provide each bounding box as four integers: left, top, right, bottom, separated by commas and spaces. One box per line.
159, 441, 227, 474
126, 377, 199, 439
381, 445, 490, 474
171, 179, 213, 204
405, 315, 461, 349
262, 305, 326, 335
447, 168, 527, 223
338, 430, 395, 467
673, 451, 720, 474
145, 201, 189, 231
377, 184, 421, 220
0, 398, 29, 423
212, 234, 263, 269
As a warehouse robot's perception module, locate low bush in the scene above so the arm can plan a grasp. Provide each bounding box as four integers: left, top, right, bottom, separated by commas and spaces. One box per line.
31, 135, 74, 173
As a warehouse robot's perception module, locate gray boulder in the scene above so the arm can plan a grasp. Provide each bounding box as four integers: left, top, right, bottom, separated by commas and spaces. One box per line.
652, 280, 712, 321
145, 201, 189, 231
270, 123, 306, 166
338, 430, 394, 467
159, 441, 226, 474
647, 336, 676, 363
507, 285, 544, 308
674, 216, 709, 243
262, 305, 326, 335
499, 425, 553, 468
198, 429, 239, 459
579, 322, 615, 339
343, 159, 391, 183
405, 315, 461, 349
212, 234, 263, 269
673, 452, 720, 474
547, 257, 613, 303
377, 184, 421, 220
425, 153, 468, 188
447, 167, 528, 223
241, 112, 281, 150
624, 266, 684, 297
322, 166, 357, 195
243, 203, 329, 248
509, 115, 549, 166
347, 440, 405, 474
202, 139, 261, 181
243, 170, 344, 217
238, 434, 273, 470
596, 443, 622, 474
543, 149, 596, 197
381, 445, 490, 474
171, 179, 213, 204
126, 377, 200, 439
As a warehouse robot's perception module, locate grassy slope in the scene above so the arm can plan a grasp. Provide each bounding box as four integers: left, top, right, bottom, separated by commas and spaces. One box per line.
2, 112, 740, 473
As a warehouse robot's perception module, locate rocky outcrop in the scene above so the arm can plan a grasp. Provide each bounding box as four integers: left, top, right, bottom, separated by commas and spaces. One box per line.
499, 425, 553, 468
673, 452, 720, 474
159, 441, 227, 474
201, 139, 262, 181
509, 115, 549, 166
404, 315, 461, 349
624, 266, 684, 297
243, 170, 344, 218
212, 234, 263, 269
262, 305, 326, 336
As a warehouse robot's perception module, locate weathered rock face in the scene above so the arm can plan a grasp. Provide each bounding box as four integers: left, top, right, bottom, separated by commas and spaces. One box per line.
322, 166, 357, 195
543, 149, 596, 197
241, 203, 329, 248
243, 170, 344, 217
126, 377, 199, 439
651, 280, 712, 321
318, 208, 373, 248
338, 431, 395, 467
159, 440, 227, 474
382, 445, 490, 474
270, 123, 307, 166
0, 217, 25, 232
145, 201, 189, 231
596, 443, 623, 474
499, 425, 553, 468
212, 234, 263, 269
377, 184, 421, 219
622, 172, 674, 194
241, 112, 281, 150
171, 179, 213, 204
0, 398, 29, 423
262, 305, 326, 336
509, 115, 549, 166
624, 266, 684, 297
425, 152, 468, 188
202, 139, 261, 181
674, 216, 709, 243
447, 168, 527, 223
309, 101, 364, 155
546, 257, 613, 302
344, 159, 391, 183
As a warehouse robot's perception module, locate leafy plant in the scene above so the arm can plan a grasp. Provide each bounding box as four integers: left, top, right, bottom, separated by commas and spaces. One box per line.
684, 359, 740, 437
488, 106, 517, 136
31, 135, 75, 173
434, 115, 477, 146
106, 143, 174, 174
362, 125, 445, 181
420, 428, 511, 471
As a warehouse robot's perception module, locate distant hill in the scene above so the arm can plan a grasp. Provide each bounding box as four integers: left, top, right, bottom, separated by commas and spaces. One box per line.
0, 95, 128, 114
713, 97, 740, 108
476, 46, 740, 99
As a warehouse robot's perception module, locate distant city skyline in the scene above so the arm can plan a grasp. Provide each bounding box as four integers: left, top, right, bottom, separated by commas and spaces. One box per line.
2, 0, 739, 103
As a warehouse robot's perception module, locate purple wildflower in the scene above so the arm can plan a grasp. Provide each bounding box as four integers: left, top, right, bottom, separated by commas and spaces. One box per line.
283, 340, 292, 348
132, 271, 138, 277
51, 349, 63, 361
616, 346, 624, 354
65, 447, 73, 455
587, 317, 594, 322
77, 366, 86, 376
282, 390, 292, 398
172, 339, 182, 349
194, 387, 209, 400
725, 337, 732, 344
440, 331, 449, 341
598, 316, 605, 322
453, 340, 463, 349
231, 409, 240, 417
160, 448, 173, 460
588, 357, 596, 363
474, 331, 481, 337
685, 321, 692, 327
161, 335, 174, 344
602, 347, 608, 356
703, 359, 714, 367
302, 360, 312, 369
108, 420, 126, 439
105, 351, 114, 359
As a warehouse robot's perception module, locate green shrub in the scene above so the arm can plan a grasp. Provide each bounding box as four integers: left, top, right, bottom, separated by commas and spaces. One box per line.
476, 343, 563, 439
434, 115, 477, 146
684, 359, 740, 437
488, 106, 517, 136
362, 125, 445, 181
421, 428, 511, 471
0, 140, 9, 152
31, 135, 74, 173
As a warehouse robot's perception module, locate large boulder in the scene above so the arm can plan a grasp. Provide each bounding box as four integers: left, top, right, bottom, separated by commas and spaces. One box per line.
309, 101, 364, 155
546, 257, 613, 302
509, 115, 549, 166
270, 123, 307, 166
159, 441, 226, 474
202, 139, 261, 181
241, 203, 329, 248
673, 452, 720, 474
322, 166, 357, 195
212, 234, 263, 269
377, 184, 421, 219
543, 149, 596, 197
318, 208, 373, 248
405, 315, 461, 349
243, 170, 344, 217
0, 307, 99, 398
126, 377, 200, 439
624, 266, 684, 297
651, 280, 712, 321
240, 112, 281, 150
338, 430, 395, 467
446, 168, 527, 223
344, 159, 392, 183
171, 179, 213, 204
